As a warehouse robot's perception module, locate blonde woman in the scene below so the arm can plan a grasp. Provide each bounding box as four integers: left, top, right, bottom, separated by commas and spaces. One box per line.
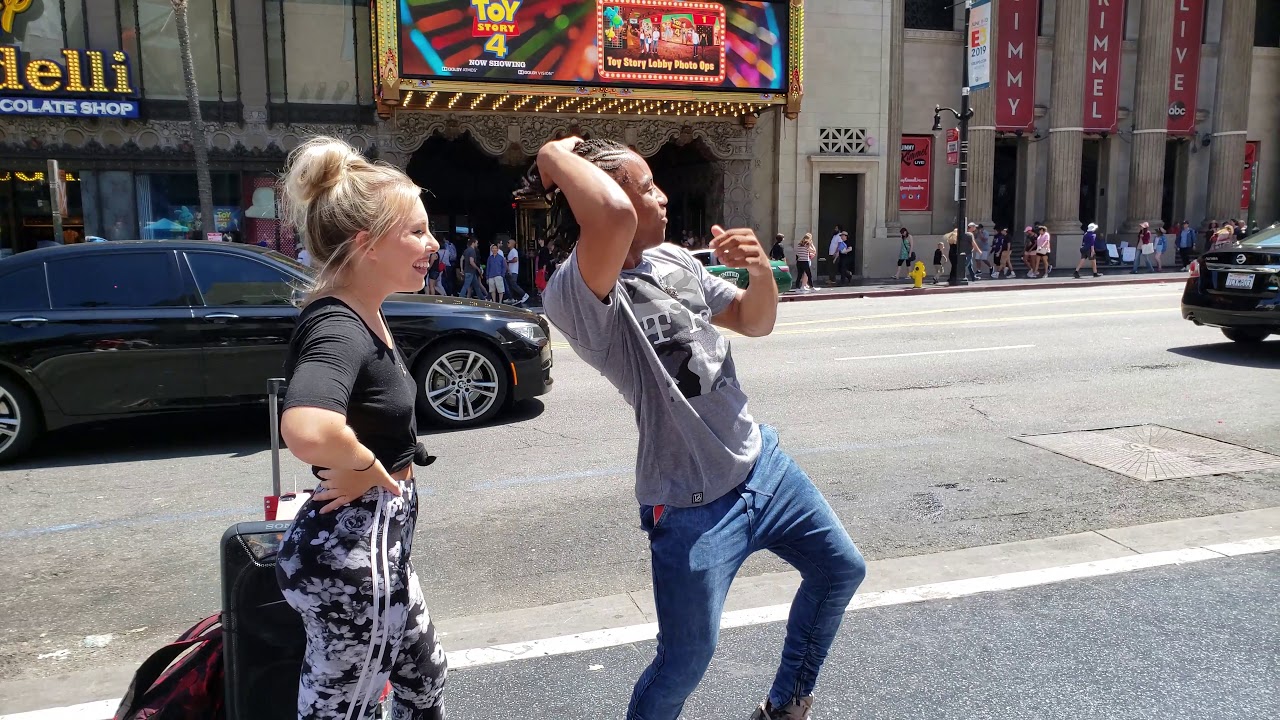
794, 233, 817, 292
274, 137, 446, 719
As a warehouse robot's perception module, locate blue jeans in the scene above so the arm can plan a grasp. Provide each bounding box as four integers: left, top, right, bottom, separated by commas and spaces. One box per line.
1132, 250, 1155, 271
506, 272, 526, 300
460, 272, 487, 298
628, 425, 866, 720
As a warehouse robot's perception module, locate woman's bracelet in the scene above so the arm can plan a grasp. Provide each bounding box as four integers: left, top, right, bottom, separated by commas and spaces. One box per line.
355, 455, 377, 471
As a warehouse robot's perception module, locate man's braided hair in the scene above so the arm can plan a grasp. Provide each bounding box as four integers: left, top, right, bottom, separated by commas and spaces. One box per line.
514, 139, 633, 251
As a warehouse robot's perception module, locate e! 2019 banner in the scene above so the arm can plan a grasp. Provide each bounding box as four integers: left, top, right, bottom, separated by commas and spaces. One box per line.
399, 0, 789, 93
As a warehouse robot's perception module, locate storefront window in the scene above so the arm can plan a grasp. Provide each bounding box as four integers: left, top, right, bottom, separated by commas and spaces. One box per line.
265, 0, 373, 105
0, 0, 88, 61
121, 0, 237, 101
1258, 0, 1280, 48
0, 169, 85, 256
905, 0, 954, 31
135, 172, 241, 241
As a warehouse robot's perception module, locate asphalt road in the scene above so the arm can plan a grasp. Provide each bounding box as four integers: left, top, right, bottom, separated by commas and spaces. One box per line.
448, 552, 1280, 720
2, 280, 1278, 701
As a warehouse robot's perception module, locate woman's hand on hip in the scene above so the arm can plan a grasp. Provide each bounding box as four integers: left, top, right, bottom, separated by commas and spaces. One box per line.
314, 460, 401, 513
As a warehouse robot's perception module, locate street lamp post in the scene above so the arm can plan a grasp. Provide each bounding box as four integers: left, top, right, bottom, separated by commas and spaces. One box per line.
935, 0, 977, 286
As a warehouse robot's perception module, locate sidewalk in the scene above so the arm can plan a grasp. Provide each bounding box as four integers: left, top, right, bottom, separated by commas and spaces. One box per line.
782, 267, 1187, 303
2, 510, 1276, 717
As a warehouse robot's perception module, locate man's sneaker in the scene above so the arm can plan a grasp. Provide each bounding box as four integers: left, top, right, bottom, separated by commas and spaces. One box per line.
1073, 270, 1081, 279
750, 696, 814, 720
521, 293, 530, 304
1093, 272, 1103, 277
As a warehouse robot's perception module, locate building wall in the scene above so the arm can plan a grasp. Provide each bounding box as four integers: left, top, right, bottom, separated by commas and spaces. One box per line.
888, 0, 1280, 277
1248, 47, 1280, 224
776, 0, 891, 276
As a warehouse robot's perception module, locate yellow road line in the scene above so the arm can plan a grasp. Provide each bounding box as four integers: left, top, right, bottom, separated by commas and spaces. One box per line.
772, 291, 1179, 328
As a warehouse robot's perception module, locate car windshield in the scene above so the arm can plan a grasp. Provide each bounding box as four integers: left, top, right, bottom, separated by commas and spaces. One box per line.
1243, 224, 1280, 249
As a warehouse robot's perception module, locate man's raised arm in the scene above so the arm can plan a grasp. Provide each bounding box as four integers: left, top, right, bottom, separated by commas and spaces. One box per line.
536, 138, 637, 300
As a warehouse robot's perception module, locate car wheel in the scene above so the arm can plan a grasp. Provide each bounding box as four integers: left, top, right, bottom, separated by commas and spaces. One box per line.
0, 376, 41, 464
414, 340, 509, 427
1221, 328, 1270, 344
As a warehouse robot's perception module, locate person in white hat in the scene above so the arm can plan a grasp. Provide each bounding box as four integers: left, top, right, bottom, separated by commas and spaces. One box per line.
1131, 221, 1156, 273
1075, 222, 1103, 278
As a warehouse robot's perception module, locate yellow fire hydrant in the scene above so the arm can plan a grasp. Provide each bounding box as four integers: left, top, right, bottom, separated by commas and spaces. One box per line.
909, 260, 927, 288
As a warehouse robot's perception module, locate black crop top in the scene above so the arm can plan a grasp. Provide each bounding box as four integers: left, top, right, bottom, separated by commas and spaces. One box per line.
282, 297, 418, 474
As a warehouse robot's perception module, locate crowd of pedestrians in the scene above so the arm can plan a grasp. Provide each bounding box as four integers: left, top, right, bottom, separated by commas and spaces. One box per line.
302, 232, 573, 307
767, 217, 1268, 290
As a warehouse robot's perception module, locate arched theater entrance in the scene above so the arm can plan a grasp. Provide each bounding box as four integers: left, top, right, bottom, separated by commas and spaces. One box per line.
406, 132, 528, 251
391, 113, 756, 253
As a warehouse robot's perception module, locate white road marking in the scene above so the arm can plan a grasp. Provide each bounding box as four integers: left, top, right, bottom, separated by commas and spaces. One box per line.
834, 344, 1035, 361
8, 535, 1276, 720
0, 700, 116, 720
445, 537, 1276, 670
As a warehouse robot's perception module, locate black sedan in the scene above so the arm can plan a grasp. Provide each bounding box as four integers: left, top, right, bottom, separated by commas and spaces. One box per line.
1181, 223, 1280, 343
0, 241, 553, 463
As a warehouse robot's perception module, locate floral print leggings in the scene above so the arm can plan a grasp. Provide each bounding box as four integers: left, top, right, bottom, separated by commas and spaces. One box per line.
276, 479, 447, 720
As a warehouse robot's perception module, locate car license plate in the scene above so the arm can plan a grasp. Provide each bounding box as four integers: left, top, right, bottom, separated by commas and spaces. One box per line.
1225, 272, 1254, 290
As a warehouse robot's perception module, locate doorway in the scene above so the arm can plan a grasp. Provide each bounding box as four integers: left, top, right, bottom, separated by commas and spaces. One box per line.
817, 173, 859, 282
406, 131, 528, 259
646, 139, 720, 244
993, 139, 1020, 232
1161, 139, 1186, 227
1079, 139, 1102, 230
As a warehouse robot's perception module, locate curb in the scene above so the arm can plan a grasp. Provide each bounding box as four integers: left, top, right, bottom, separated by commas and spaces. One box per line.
779, 275, 1185, 302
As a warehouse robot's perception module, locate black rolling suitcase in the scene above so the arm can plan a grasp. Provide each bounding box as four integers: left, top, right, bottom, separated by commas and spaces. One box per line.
220, 378, 308, 719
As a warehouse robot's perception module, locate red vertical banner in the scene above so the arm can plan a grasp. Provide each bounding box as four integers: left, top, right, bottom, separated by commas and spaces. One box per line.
1166, 0, 1204, 135
1082, 0, 1125, 133
995, 0, 1038, 130
900, 135, 932, 212
1241, 141, 1258, 211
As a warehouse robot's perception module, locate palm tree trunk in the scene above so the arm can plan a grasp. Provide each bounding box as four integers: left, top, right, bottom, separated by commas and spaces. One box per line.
172, 0, 215, 239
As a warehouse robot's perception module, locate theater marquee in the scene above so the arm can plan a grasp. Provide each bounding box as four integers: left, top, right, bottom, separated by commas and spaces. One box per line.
374, 0, 805, 119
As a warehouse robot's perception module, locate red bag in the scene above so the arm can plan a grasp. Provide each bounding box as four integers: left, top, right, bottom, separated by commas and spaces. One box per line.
535, 266, 548, 292
115, 615, 225, 720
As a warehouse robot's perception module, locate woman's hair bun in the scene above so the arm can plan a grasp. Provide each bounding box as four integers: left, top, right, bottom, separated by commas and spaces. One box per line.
280, 136, 368, 235
284, 137, 360, 205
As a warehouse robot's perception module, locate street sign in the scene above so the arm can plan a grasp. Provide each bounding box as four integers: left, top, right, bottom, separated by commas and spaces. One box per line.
946, 127, 959, 166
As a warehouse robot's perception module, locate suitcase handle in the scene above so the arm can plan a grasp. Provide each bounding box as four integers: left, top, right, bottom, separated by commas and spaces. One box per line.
268, 378, 285, 497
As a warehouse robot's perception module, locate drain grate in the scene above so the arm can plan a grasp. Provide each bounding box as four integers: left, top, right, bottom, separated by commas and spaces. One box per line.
1016, 425, 1280, 481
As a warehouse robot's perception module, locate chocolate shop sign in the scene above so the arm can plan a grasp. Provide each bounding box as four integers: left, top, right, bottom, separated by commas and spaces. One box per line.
0, 45, 140, 118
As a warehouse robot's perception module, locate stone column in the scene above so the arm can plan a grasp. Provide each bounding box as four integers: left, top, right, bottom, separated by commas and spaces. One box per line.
1205, 0, 1257, 224
1045, 0, 1088, 235
883, 0, 905, 232
1122, 0, 1176, 233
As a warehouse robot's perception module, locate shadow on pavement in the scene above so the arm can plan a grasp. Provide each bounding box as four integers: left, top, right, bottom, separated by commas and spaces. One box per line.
11, 407, 269, 469
8, 400, 546, 469
1167, 340, 1280, 369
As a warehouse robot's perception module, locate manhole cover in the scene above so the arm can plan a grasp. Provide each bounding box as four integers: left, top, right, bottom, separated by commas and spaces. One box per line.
1015, 425, 1280, 481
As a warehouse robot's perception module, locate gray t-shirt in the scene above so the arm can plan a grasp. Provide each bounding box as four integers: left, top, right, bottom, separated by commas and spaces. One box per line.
543, 243, 762, 508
